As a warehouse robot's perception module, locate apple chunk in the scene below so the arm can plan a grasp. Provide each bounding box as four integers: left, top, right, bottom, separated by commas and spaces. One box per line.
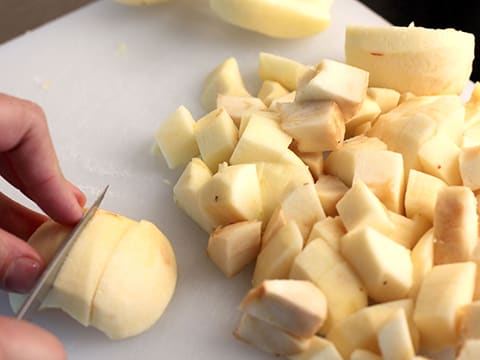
207, 221, 261, 277
278, 100, 345, 152
234, 314, 311, 356
240, 279, 327, 338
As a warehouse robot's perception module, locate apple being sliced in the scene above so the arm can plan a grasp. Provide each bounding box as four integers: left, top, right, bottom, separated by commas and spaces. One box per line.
91, 220, 177, 339
10, 210, 177, 340
209, 0, 333, 39
45, 210, 136, 326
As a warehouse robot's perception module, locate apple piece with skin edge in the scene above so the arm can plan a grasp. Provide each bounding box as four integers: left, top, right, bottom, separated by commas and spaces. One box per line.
200, 57, 250, 112
240, 279, 327, 338
345, 25, 475, 96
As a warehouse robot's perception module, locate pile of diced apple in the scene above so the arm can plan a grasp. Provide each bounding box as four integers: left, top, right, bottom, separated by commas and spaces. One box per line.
154, 24, 479, 359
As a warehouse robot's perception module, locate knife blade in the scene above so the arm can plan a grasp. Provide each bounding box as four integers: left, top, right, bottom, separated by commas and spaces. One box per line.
15, 185, 109, 321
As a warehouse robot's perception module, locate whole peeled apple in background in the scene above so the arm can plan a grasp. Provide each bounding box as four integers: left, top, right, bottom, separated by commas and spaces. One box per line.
115, 0, 171, 5
345, 24, 475, 95
10, 209, 177, 340
209, 0, 333, 38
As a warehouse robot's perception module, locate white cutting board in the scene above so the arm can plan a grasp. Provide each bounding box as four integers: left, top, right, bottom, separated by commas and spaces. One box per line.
0, 1, 397, 359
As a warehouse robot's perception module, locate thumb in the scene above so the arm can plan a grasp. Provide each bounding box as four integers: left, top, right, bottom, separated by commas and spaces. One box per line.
0, 229, 44, 293
0, 316, 66, 360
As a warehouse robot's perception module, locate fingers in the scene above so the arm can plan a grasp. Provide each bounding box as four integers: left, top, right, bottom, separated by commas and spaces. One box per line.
0, 317, 66, 360
0, 93, 84, 225
0, 228, 44, 293
0, 193, 48, 240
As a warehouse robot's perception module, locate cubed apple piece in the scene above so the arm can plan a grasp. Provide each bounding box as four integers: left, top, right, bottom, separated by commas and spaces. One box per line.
336, 179, 395, 235
216, 95, 267, 126
234, 314, 311, 356
463, 125, 480, 148
418, 135, 462, 185
207, 221, 261, 277
465, 82, 480, 128
324, 135, 387, 186
350, 349, 382, 360
256, 162, 313, 227
199, 163, 262, 227
457, 340, 480, 360
326, 299, 416, 359
460, 146, 480, 191
341, 227, 413, 302
278, 101, 345, 152
369, 95, 464, 174
195, 108, 238, 172
413, 262, 476, 352
404, 169, 447, 223
296, 59, 369, 118
293, 150, 324, 181
367, 87, 400, 114
261, 207, 287, 249
252, 221, 303, 287
458, 301, 480, 346
154, 105, 199, 169
200, 57, 250, 112
377, 309, 415, 360
386, 211, 431, 249
287, 336, 343, 360
314, 175, 348, 217
277, 183, 326, 241
269, 91, 296, 111
408, 228, 434, 298
352, 121, 372, 137
257, 80, 289, 107
173, 158, 215, 233
344, 95, 381, 138
258, 52, 315, 91
307, 216, 346, 250
433, 186, 478, 265
351, 150, 405, 213
229, 113, 292, 164
240, 279, 327, 338
290, 239, 367, 333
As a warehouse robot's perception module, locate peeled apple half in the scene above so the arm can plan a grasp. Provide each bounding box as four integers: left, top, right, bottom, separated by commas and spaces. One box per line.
209, 0, 333, 39
345, 24, 475, 95
10, 209, 177, 340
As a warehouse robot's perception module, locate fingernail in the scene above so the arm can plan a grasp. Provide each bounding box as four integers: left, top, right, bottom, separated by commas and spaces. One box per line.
3, 257, 42, 293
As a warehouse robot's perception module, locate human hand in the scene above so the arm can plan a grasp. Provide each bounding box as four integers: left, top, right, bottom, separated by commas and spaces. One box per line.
0, 93, 86, 293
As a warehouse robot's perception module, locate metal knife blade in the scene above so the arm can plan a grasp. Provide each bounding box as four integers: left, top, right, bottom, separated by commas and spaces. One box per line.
15, 185, 109, 320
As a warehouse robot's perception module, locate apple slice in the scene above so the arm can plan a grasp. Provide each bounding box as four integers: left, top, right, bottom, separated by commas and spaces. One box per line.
44, 210, 136, 326
209, 0, 332, 39
345, 25, 475, 95
91, 220, 177, 339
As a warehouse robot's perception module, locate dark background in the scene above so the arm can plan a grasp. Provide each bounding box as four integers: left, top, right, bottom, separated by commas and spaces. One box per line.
0, 0, 479, 80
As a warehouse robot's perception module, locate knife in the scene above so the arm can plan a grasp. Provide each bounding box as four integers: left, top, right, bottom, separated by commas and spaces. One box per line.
15, 185, 109, 321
